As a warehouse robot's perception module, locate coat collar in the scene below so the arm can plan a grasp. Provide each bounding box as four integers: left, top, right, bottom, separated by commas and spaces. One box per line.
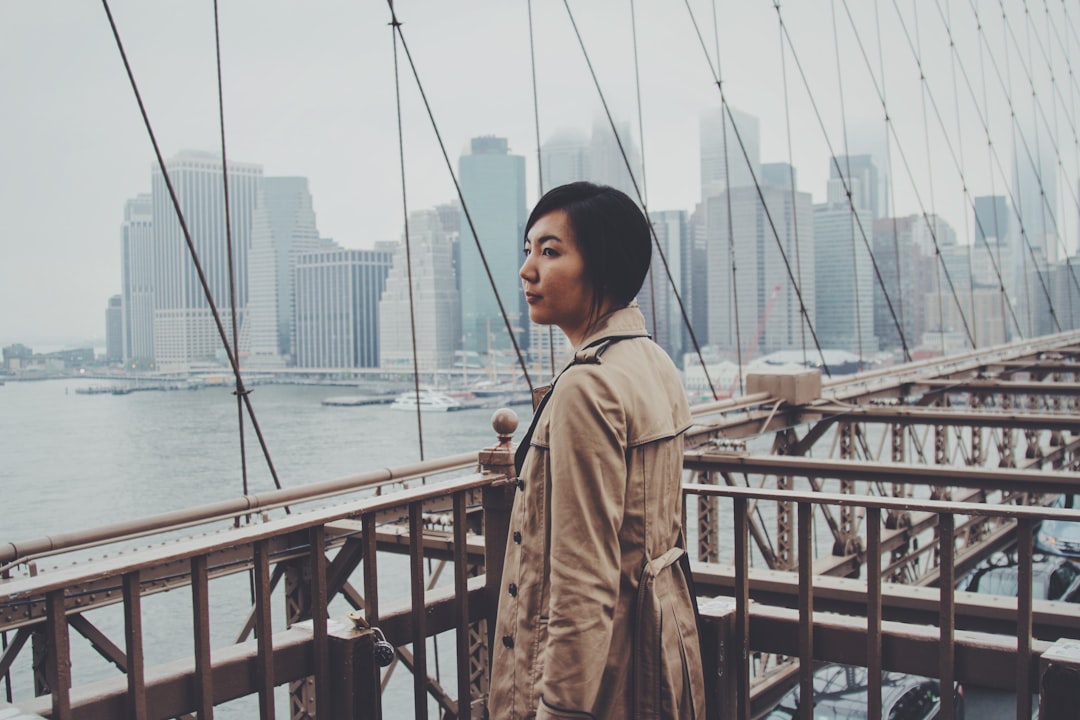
570, 304, 650, 365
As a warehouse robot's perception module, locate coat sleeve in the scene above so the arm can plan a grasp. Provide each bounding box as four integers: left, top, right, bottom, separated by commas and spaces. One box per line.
537, 366, 627, 714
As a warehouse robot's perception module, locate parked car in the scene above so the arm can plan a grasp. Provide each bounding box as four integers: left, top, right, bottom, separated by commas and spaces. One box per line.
1035, 495, 1080, 558
957, 550, 1080, 603
762, 662, 964, 719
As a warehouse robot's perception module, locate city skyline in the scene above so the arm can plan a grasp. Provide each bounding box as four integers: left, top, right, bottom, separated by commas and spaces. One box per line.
3, 2, 1078, 345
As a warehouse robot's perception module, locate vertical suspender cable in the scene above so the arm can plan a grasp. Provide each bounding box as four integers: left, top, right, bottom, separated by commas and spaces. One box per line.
386, 2, 535, 397
389, 5, 425, 465
830, 0, 866, 363
778, 1, 808, 370
875, 0, 909, 358
944, 0, 978, 346
715, 0, 746, 394
561, 0, 724, 393
911, 1, 950, 353
211, 0, 251, 499
101, 0, 285, 502
525, 0, 557, 378
630, 0, 659, 342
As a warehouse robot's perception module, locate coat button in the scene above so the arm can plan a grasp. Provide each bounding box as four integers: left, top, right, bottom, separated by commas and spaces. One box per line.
513, 531, 522, 544
508, 583, 518, 596
517, 478, 526, 491
502, 635, 514, 649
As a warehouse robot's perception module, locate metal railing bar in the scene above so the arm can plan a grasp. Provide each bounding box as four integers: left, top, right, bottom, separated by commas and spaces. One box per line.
122, 571, 147, 720
409, 501, 428, 720
866, 506, 882, 719
362, 512, 380, 627
309, 526, 329, 716
1, 474, 494, 597
1016, 517, 1035, 719
682, 483, 1080, 523
938, 514, 955, 719
452, 493, 472, 720
685, 452, 1080, 496
190, 555, 214, 720
796, 502, 813, 720
734, 497, 750, 720
253, 541, 275, 720
0, 451, 479, 568
45, 589, 71, 720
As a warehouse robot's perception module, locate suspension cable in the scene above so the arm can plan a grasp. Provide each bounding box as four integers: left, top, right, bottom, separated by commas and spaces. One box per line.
385, 2, 535, 396
712, 0, 747, 395
629, 0, 659, 342
525, 0, 556, 378
779, 2, 808, 370
830, 0, 866, 362
101, 0, 285, 499
211, 0, 251, 499
389, 9, 426, 463
775, 2, 914, 365
561, 0, 723, 393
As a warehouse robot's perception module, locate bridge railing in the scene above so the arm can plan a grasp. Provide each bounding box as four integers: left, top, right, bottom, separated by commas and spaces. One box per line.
1, 420, 1078, 719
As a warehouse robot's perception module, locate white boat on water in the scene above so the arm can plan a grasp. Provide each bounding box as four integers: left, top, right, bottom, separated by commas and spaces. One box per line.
390, 388, 463, 412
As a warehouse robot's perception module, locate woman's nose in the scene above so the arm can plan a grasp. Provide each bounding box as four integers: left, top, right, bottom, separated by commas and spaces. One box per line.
519, 256, 535, 281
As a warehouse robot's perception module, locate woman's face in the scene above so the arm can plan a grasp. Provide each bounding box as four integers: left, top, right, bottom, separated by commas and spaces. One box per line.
520, 209, 601, 347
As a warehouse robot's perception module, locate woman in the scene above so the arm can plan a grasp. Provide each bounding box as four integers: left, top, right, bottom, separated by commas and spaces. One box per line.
488, 182, 705, 719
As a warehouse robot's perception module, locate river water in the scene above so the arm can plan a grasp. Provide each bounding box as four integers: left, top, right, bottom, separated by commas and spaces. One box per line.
0, 376, 521, 716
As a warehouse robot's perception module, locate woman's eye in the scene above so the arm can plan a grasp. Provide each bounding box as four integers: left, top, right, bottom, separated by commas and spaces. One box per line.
542, 248, 557, 257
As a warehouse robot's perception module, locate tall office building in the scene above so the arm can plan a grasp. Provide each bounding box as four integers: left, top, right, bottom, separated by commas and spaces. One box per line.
105, 295, 123, 364
700, 105, 760, 200
829, 154, 886, 219
247, 177, 322, 367
814, 177, 874, 355
379, 210, 461, 372
705, 172, 815, 358
640, 209, 690, 362
120, 193, 154, 364
587, 119, 641, 199
872, 216, 938, 352
1011, 139, 1059, 264
540, 128, 590, 191
293, 245, 393, 369
149, 150, 263, 371
972, 195, 1011, 291
458, 137, 527, 355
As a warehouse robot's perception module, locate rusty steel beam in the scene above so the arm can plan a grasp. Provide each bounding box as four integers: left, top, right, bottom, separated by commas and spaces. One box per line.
918, 379, 1080, 395
804, 403, 1079, 432
684, 451, 1080, 495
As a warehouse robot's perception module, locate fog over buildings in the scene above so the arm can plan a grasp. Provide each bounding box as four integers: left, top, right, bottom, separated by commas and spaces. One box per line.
2, 1, 1078, 361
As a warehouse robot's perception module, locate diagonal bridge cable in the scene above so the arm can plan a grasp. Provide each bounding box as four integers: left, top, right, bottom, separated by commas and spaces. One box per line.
560, 0, 726, 394
682, 0, 835, 375
101, 0, 286, 501
211, 0, 252, 499
385, 2, 535, 396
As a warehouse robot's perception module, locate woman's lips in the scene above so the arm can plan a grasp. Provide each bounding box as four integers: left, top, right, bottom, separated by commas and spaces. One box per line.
525, 292, 541, 305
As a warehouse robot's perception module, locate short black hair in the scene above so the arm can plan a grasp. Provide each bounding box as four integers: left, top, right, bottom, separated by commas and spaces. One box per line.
524, 181, 651, 315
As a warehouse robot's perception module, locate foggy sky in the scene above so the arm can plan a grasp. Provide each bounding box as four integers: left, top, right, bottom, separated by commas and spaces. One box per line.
2, 0, 1074, 345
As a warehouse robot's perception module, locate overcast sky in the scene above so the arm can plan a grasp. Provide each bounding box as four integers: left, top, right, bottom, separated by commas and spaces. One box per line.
2, 1, 1075, 346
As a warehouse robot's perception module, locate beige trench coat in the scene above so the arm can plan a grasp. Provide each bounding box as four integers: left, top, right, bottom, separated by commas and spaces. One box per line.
488, 306, 706, 720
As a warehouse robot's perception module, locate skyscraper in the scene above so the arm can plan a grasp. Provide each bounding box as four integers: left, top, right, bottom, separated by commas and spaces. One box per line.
105, 295, 123, 364
458, 137, 526, 355
700, 105, 760, 200
705, 174, 814, 358
293, 245, 393, 369
149, 150, 263, 371
640, 209, 690, 362
379, 210, 461, 372
246, 177, 321, 367
120, 193, 154, 364
829, 154, 886, 219
814, 176, 874, 356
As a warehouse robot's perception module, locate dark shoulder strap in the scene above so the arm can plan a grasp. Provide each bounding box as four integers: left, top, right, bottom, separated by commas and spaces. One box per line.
512, 334, 640, 477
